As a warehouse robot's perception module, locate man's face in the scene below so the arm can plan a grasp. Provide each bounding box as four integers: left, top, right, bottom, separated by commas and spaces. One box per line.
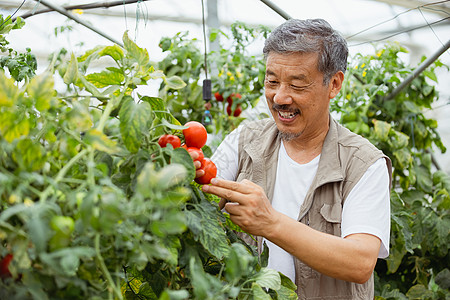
264, 52, 339, 142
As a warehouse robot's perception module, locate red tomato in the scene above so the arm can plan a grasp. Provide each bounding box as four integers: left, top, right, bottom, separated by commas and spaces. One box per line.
0, 254, 13, 279
158, 134, 181, 149
214, 92, 223, 102
195, 158, 217, 184
226, 93, 241, 105
187, 147, 204, 162
227, 103, 243, 117
183, 121, 207, 148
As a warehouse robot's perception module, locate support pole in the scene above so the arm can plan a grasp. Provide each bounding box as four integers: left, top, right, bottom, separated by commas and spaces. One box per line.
385, 39, 450, 100
33, 0, 124, 48
260, 0, 292, 20
18, 0, 151, 20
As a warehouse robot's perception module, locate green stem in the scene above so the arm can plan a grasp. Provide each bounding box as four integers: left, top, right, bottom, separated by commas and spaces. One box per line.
96, 79, 130, 133
87, 149, 95, 188
95, 234, 123, 300
96, 96, 117, 133
40, 148, 89, 203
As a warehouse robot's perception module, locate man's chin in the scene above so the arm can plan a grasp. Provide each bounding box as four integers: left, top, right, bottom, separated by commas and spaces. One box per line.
278, 130, 302, 142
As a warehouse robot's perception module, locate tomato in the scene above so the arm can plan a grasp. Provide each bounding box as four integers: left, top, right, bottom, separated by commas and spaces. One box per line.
227, 103, 243, 117
187, 147, 204, 162
0, 254, 13, 279
183, 121, 207, 148
226, 93, 241, 105
195, 158, 217, 184
214, 92, 223, 102
158, 134, 181, 149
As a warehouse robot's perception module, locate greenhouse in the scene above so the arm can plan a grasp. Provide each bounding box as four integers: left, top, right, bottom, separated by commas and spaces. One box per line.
0, 0, 449, 299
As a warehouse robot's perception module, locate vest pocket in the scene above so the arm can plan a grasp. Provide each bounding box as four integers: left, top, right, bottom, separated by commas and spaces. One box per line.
319, 203, 342, 236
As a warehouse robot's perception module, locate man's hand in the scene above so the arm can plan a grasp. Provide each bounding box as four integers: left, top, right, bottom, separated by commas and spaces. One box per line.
201, 178, 281, 236
189, 151, 205, 178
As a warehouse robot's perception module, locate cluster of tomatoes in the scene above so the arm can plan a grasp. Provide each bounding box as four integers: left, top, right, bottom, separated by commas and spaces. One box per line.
214, 92, 242, 117
158, 121, 217, 185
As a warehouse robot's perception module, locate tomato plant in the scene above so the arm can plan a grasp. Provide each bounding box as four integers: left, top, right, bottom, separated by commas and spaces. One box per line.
158, 134, 181, 148
195, 158, 218, 185
0, 15, 297, 300
157, 23, 271, 141
183, 121, 208, 148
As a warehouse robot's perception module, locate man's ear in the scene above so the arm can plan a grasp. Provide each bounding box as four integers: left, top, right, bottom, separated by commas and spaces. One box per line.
328, 71, 344, 99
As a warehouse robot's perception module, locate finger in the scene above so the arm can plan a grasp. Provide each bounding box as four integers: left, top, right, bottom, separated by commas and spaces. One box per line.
224, 202, 242, 215
193, 160, 202, 169
210, 178, 256, 194
195, 169, 205, 178
190, 151, 200, 161
202, 182, 246, 204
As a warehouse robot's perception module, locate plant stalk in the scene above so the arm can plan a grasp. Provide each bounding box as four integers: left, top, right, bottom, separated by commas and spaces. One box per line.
95, 234, 123, 300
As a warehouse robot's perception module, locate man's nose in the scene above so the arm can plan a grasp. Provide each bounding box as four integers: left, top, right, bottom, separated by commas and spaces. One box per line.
272, 84, 293, 105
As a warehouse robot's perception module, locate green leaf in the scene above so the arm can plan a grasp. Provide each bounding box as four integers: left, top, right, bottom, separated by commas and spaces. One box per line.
279, 272, 297, 293
373, 119, 391, 141
225, 243, 254, 281
251, 283, 272, 300
119, 97, 152, 153
391, 131, 409, 148
98, 44, 124, 61
0, 72, 18, 106
165, 75, 186, 90
154, 163, 188, 190
170, 148, 195, 183
252, 267, 281, 290
185, 203, 230, 260
405, 284, 434, 299
140, 95, 164, 111
84, 128, 120, 154
123, 31, 149, 66
161, 118, 185, 130
137, 282, 158, 299
79, 76, 103, 98
414, 164, 433, 193
422, 70, 438, 82
63, 52, 78, 85
158, 290, 189, 300
0, 111, 30, 143
86, 70, 125, 88
189, 256, 218, 299
435, 268, 450, 290
421, 85, 434, 97
12, 138, 46, 171
27, 72, 55, 112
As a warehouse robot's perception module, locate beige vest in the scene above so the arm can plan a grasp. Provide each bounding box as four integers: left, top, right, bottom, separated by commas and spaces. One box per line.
236, 117, 392, 300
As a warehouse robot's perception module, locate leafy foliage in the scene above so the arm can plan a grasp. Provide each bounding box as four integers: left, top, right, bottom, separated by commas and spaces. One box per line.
0, 16, 296, 300
0, 16, 37, 82
333, 43, 449, 299
156, 23, 270, 140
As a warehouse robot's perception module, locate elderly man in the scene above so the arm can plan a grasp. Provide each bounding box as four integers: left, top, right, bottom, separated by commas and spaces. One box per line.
201, 18, 392, 299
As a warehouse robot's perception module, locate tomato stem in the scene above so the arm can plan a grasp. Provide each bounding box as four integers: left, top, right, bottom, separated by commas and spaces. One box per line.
95, 234, 123, 300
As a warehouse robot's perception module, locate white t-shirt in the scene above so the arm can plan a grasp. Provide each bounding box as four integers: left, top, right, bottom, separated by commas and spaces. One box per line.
211, 125, 391, 283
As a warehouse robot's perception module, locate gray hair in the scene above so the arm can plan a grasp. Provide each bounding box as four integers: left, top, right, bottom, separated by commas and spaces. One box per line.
263, 18, 348, 85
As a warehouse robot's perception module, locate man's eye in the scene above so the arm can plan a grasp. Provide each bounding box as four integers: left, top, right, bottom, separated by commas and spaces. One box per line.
291, 85, 306, 90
